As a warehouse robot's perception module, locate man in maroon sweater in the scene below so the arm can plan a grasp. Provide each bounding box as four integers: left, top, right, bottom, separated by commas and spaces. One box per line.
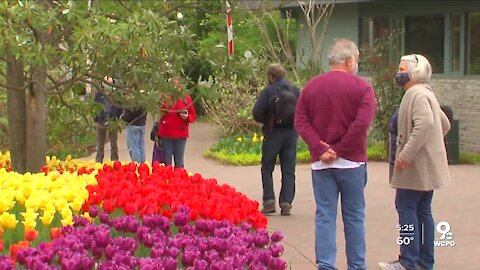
295, 39, 376, 270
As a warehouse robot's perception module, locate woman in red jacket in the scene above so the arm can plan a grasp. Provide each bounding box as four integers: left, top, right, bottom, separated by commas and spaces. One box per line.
157, 81, 197, 168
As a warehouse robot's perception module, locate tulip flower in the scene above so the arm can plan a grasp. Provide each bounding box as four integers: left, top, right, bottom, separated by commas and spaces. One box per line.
24, 228, 39, 242
0, 212, 18, 230
50, 228, 62, 240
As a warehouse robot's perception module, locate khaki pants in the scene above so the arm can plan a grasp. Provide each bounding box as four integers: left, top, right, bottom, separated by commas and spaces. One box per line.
95, 124, 119, 163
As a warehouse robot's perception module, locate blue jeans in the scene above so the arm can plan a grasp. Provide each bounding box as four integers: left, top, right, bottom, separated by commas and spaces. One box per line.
160, 138, 187, 168
395, 189, 435, 270
312, 165, 367, 270
126, 125, 146, 163
261, 129, 297, 204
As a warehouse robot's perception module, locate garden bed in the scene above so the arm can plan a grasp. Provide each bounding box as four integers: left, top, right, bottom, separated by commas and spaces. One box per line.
0, 153, 286, 269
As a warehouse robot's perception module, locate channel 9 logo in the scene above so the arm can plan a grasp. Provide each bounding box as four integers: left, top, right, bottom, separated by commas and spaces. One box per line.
434, 221, 455, 247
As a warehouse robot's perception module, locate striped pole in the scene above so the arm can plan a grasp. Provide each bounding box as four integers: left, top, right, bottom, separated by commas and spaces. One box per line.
226, 1, 234, 58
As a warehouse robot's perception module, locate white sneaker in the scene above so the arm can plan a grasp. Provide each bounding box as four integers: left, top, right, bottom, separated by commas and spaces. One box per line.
378, 260, 407, 270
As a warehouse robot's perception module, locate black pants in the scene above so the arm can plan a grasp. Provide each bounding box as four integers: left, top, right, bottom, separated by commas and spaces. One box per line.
261, 128, 298, 205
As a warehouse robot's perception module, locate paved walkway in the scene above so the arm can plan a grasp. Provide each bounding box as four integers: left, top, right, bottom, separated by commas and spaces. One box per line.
84, 119, 480, 270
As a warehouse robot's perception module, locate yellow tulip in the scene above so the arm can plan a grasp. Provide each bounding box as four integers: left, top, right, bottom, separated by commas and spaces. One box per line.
41, 210, 55, 226
82, 212, 93, 223
0, 212, 18, 229
236, 137, 243, 142
21, 184, 33, 198
55, 199, 68, 210
61, 216, 73, 226
0, 194, 15, 213
23, 219, 37, 230
70, 199, 84, 213
24, 197, 41, 211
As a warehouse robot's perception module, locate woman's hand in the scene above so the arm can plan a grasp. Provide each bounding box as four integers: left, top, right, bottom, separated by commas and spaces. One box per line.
395, 158, 408, 169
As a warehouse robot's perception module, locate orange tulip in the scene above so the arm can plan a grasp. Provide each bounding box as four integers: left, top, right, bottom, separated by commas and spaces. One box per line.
50, 228, 62, 240
24, 228, 39, 242
0, 228, 3, 238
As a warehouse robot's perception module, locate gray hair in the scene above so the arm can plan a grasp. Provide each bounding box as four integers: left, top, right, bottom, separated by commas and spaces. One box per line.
328, 39, 359, 65
400, 54, 432, 83
267, 63, 286, 80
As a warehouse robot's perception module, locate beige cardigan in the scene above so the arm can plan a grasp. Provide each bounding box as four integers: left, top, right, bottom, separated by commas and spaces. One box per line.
391, 84, 452, 191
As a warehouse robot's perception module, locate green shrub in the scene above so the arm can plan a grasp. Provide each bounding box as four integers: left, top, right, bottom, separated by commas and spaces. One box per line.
205, 134, 388, 166
459, 152, 480, 165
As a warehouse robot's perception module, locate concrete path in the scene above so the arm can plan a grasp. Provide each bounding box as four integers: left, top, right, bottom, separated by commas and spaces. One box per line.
84, 119, 480, 270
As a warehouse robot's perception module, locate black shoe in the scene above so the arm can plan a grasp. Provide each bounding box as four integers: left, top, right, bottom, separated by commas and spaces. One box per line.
280, 203, 292, 216
261, 200, 276, 214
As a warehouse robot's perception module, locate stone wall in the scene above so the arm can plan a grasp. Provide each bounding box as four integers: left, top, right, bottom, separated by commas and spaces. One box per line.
430, 79, 480, 153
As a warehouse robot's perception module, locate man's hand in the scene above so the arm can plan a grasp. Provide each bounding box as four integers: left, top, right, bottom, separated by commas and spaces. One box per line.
395, 158, 408, 169
319, 148, 337, 163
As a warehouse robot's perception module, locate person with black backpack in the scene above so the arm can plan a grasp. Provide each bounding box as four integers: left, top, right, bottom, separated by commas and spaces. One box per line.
252, 63, 300, 216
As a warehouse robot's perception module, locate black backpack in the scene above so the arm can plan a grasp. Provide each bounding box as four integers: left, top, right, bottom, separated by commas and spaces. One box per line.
271, 84, 298, 128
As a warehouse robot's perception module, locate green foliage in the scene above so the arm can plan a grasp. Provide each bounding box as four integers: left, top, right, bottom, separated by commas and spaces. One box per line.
367, 139, 388, 161
205, 133, 308, 166
360, 30, 404, 145
459, 152, 480, 165
205, 134, 388, 166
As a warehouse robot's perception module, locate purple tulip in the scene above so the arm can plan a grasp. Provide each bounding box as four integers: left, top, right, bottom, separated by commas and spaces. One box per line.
163, 257, 177, 270
193, 259, 209, 270
269, 243, 284, 257
241, 222, 253, 232
232, 254, 247, 268
61, 257, 79, 270
73, 216, 90, 227
270, 231, 284, 243
92, 245, 104, 259
94, 229, 111, 247
99, 212, 110, 224
173, 211, 189, 227
249, 264, 267, 270
268, 257, 288, 270
165, 246, 179, 258
89, 206, 100, 218
211, 261, 231, 270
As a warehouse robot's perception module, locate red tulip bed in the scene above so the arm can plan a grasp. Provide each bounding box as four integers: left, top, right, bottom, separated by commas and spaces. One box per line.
0, 161, 287, 270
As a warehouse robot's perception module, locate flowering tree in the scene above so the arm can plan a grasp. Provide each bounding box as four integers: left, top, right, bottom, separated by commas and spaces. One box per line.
0, 0, 201, 173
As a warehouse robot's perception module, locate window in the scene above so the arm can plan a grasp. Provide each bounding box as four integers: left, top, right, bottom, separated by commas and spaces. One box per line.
359, 17, 390, 47
405, 15, 445, 74
468, 13, 480, 75
450, 15, 462, 73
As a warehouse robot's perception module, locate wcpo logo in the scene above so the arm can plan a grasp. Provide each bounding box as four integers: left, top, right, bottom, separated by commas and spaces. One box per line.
434, 221, 455, 247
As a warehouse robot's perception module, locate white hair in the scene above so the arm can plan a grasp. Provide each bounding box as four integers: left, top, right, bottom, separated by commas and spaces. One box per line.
328, 39, 359, 65
400, 54, 432, 83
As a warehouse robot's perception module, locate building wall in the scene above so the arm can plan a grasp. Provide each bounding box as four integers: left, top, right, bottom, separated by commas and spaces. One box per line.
430, 79, 480, 153
294, 2, 480, 153
295, 4, 359, 72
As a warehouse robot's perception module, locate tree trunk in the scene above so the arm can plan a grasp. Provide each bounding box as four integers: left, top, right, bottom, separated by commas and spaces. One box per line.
25, 65, 48, 172
6, 54, 27, 173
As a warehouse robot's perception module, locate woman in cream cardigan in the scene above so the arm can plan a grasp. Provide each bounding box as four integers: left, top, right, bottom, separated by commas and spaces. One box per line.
379, 54, 451, 270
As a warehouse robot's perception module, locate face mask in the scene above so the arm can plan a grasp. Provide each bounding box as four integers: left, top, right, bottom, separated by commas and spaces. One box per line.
395, 72, 410, 86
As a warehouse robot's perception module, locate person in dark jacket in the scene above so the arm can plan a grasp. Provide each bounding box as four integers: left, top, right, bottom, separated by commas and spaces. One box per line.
252, 63, 300, 216
94, 76, 123, 163
388, 106, 400, 182
123, 106, 147, 163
